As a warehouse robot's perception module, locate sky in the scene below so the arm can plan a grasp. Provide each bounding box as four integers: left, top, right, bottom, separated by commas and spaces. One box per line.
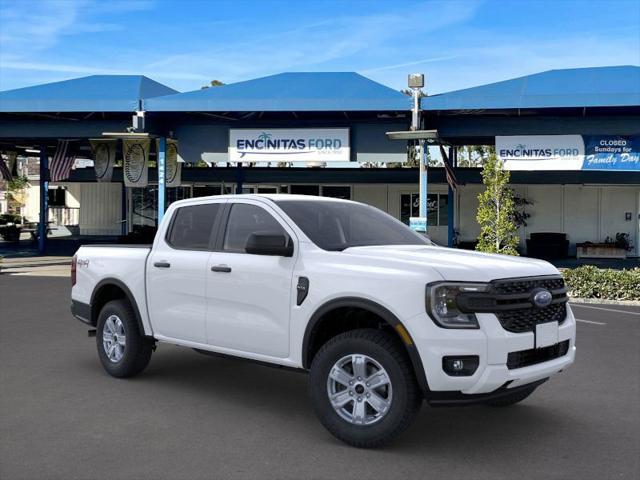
0, 0, 639, 94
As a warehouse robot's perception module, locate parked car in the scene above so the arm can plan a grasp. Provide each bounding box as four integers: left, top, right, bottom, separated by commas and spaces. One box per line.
71, 194, 576, 447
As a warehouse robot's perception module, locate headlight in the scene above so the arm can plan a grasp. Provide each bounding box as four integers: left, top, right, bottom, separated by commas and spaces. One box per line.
426, 282, 489, 329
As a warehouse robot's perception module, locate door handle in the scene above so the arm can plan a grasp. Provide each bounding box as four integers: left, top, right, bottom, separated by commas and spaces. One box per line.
153, 261, 171, 268
211, 265, 232, 273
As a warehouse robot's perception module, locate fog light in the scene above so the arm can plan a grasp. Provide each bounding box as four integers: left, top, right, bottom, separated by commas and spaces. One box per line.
443, 356, 479, 377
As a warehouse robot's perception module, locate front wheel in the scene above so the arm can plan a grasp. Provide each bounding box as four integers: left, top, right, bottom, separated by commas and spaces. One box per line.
309, 329, 422, 448
96, 299, 153, 378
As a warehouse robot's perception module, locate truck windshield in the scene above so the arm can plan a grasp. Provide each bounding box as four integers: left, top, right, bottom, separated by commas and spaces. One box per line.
275, 199, 431, 251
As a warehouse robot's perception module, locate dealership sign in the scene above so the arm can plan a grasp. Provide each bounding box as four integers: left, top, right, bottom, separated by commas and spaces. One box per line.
229, 128, 350, 163
497, 135, 640, 171
496, 135, 584, 170
582, 136, 640, 171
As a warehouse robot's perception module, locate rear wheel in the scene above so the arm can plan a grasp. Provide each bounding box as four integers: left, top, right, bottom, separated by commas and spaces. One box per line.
96, 299, 153, 378
309, 329, 421, 448
486, 385, 537, 407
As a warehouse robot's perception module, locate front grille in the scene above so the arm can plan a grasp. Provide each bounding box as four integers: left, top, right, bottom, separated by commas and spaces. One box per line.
492, 277, 565, 295
507, 340, 570, 369
495, 303, 567, 333
457, 275, 569, 333
492, 276, 568, 333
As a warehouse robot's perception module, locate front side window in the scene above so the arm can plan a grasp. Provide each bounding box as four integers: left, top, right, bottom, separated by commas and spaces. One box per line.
167, 203, 221, 250
223, 203, 287, 253
276, 200, 430, 251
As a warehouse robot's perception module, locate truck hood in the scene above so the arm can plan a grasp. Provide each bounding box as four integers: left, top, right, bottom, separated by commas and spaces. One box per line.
341, 245, 559, 282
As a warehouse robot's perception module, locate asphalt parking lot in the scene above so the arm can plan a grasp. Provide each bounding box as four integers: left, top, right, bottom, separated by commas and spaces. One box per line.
1, 273, 638, 480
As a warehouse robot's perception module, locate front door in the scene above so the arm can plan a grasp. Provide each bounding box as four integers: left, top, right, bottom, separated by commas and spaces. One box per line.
205, 200, 296, 358
147, 200, 224, 343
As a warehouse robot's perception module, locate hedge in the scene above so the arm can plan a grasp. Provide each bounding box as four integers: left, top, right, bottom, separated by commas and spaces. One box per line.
562, 266, 640, 301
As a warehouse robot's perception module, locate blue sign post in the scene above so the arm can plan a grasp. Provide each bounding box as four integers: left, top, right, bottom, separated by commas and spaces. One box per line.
157, 137, 166, 225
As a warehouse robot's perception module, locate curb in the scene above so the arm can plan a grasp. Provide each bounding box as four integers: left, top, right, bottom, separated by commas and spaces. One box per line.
569, 297, 640, 306
0, 261, 72, 271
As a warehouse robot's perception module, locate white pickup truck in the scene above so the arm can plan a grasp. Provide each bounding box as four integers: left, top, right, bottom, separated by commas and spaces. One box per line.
71, 194, 576, 447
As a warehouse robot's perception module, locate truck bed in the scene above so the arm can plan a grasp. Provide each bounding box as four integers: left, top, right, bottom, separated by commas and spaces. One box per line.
72, 244, 154, 335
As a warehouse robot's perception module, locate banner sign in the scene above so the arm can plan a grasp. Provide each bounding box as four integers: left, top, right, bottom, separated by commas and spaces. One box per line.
496, 135, 584, 170
409, 217, 427, 233
123, 138, 150, 187
229, 128, 350, 163
90, 139, 116, 182
582, 136, 640, 171
497, 135, 640, 171
156, 138, 181, 187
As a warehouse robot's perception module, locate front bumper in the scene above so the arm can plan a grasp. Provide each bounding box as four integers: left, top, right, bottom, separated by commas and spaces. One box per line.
407, 304, 576, 396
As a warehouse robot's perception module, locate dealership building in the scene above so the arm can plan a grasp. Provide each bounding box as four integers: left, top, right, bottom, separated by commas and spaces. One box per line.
0, 65, 638, 257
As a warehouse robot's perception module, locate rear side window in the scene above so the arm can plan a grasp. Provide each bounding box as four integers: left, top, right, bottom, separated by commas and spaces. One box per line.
223, 203, 287, 253
167, 203, 221, 250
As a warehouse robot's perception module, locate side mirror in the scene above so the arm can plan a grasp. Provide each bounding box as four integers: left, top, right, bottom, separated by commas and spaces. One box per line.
245, 232, 293, 257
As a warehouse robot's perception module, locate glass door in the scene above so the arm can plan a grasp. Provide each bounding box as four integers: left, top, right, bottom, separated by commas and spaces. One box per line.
241, 185, 281, 194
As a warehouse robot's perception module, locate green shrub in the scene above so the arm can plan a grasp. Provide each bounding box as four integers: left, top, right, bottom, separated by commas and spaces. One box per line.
563, 266, 640, 301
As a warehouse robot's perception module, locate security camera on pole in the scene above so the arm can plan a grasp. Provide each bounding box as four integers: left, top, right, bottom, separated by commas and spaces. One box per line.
408, 73, 427, 233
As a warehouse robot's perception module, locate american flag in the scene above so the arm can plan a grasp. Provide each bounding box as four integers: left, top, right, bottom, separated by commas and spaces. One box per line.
439, 145, 458, 190
0, 156, 12, 181
50, 140, 77, 182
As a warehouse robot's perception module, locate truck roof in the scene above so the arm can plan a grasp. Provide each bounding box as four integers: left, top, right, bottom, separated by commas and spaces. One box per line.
165, 193, 354, 210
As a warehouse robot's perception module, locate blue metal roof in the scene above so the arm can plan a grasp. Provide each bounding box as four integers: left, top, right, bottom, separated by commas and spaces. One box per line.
422, 66, 640, 111
0, 75, 178, 113
145, 72, 410, 112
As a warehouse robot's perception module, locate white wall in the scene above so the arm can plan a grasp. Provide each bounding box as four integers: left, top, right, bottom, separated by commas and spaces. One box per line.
33, 180, 639, 253
352, 184, 388, 211
599, 187, 639, 254
78, 183, 122, 235
456, 184, 639, 256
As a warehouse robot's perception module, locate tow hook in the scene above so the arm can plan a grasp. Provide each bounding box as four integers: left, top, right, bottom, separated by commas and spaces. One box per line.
87, 329, 96, 337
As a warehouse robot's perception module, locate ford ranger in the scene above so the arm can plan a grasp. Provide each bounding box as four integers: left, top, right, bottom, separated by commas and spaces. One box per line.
71, 194, 576, 447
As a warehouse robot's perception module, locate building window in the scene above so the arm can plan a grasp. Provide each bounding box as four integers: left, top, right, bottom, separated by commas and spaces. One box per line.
400, 193, 448, 227
48, 188, 66, 207
321, 185, 351, 199
290, 185, 320, 196
131, 187, 157, 230
193, 185, 222, 198
167, 186, 192, 206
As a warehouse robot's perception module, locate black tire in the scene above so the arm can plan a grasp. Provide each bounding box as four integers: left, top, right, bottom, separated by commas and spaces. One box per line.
486, 385, 537, 407
309, 329, 422, 448
96, 299, 153, 378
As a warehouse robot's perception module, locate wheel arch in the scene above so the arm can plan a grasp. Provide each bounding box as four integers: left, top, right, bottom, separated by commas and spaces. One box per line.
90, 278, 147, 337
302, 297, 428, 394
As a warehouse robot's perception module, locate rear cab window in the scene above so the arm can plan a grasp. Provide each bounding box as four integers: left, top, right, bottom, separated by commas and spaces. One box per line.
166, 203, 222, 250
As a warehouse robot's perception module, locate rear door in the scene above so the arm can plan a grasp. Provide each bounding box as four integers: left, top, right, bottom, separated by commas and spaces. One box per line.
147, 200, 224, 343
205, 200, 297, 358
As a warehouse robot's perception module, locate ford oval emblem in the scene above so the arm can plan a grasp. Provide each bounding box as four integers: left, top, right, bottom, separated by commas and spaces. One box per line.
532, 289, 553, 308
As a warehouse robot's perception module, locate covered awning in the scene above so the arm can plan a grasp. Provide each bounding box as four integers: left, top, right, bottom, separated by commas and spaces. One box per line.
421, 65, 640, 111
0, 75, 178, 113
145, 72, 411, 112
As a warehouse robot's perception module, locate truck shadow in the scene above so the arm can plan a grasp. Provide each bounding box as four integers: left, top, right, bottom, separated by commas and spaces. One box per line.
137, 346, 575, 453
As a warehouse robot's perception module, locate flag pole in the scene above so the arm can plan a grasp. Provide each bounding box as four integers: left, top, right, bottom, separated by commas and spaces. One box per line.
38, 146, 48, 255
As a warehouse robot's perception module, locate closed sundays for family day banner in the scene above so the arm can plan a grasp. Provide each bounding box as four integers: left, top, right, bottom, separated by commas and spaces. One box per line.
229, 128, 350, 163
496, 135, 640, 171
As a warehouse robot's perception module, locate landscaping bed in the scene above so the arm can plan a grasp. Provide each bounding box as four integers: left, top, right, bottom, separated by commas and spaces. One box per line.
562, 265, 640, 301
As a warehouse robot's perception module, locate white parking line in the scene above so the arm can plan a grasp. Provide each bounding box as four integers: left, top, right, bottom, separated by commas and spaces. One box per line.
575, 318, 607, 325
570, 303, 640, 317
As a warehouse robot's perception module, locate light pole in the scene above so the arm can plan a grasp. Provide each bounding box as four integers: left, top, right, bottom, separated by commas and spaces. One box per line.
408, 73, 427, 222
